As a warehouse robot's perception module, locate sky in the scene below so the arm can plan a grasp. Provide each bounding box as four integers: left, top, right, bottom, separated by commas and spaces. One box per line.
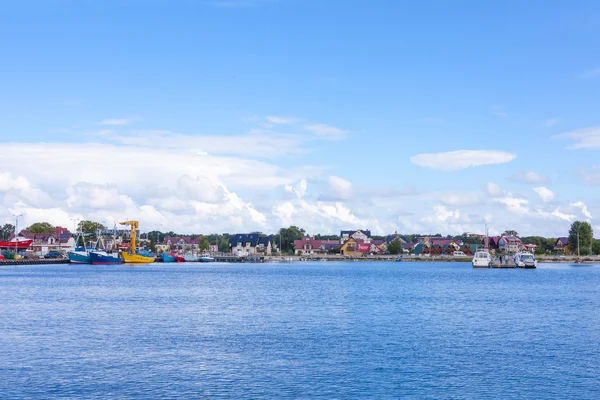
0, 0, 599, 237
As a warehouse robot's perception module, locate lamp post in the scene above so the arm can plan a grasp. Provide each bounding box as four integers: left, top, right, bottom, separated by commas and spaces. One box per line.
12, 214, 22, 255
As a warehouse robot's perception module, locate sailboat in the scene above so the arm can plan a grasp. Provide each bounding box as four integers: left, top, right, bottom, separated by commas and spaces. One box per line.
472, 225, 493, 268
120, 221, 155, 263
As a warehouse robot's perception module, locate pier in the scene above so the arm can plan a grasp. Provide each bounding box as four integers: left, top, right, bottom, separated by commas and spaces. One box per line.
0, 258, 70, 266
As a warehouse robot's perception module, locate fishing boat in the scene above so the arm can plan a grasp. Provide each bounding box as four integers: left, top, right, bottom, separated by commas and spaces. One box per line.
68, 231, 93, 264
90, 251, 121, 265
163, 253, 176, 263
120, 221, 155, 263
89, 226, 122, 264
199, 253, 215, 262
0, 237, 33, 250
184, 253, 198, 262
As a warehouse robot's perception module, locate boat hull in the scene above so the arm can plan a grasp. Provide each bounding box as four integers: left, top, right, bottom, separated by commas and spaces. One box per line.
122, 253, 155, 263
163, 254, 176, 263
90, 252, 122, 265
199, 257, 215, 262
68, 251, 91, 264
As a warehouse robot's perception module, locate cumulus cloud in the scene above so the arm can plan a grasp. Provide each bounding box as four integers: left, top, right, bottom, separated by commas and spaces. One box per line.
486, 182, 504, 197
284, 180, 308, 199
410, 150, 517, 171
512, 171, 548, 184
553, 126, 600, 149
533, 187, 554, 202
320, 176, 353, 201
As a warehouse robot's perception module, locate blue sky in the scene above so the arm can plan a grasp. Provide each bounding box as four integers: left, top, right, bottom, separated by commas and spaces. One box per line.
1, 0, 599, 236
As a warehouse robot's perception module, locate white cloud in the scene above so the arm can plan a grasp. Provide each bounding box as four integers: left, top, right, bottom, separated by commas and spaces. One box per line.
533, 187, 554, 202
570, 201, 593, 220
284, 180, 308, 199
494, 197, 530, 215
410, 150, 517, 171
438, 191, 484, 207
512, 171, 548, 184
543, 118, 559, 127
304, 124, 348, 140
486, 182, 504, 197
321, 175, 353, 201
553, 126, 600, 149
100, 117, 139, 125
265, 116, 298, 125
579, 68, 600, 79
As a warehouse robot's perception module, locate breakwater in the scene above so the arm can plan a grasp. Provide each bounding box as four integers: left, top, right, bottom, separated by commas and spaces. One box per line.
0, 258, 70, 266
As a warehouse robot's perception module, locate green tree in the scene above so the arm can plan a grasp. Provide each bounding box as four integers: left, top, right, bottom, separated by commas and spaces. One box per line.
27, 222, 55, 233
218, 238, 229, 253
274, 226, 305, 254
0, 223, 15, 240
78, 220, 106, 234
147, 238, 156, 252
387, 238, 403, 255
568, 221, 593, 256
593, 239, 600, 256
199, 236, 210, 252
503, 230, 519, 236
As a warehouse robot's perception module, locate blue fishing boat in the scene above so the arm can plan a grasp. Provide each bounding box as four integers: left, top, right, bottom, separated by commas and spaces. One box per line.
163, 253, 176, 263
90, 251, 122, 265
68, 247, 91, 264
199, 253, 215, 262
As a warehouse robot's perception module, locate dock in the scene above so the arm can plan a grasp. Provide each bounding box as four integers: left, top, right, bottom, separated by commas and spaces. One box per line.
0, 258, 70, 266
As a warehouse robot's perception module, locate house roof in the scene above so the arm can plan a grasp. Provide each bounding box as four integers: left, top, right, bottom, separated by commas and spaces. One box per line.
556, 237, 569, 246
258, 237, 270, 246
322, 243, 340, 250
431, 238, 459, 247
372, 239, 384, 245
294, 236, 322, 250
229, 233, 260, 247
413, 243, 426, 255
385, 235, 406, 244
340, 230, 371, 238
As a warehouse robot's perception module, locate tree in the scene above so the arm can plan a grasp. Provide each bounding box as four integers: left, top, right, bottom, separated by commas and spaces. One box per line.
0, 223, 15, 240
593, 239, 600, 256
78, 220, 106, 234
503, 230, 519, 236
273, 226, 306, 254
218, 238, 229, 253
199, 236, 210, 252
568, 221, 593, 256
387, 238, 403, 255
27, 222, 55, 233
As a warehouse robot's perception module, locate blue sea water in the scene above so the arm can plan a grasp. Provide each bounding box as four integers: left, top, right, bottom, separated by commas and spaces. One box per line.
1, 262, 599, 399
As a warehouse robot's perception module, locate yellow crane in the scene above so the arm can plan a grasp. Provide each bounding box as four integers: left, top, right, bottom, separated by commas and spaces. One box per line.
119, 220, 155, 264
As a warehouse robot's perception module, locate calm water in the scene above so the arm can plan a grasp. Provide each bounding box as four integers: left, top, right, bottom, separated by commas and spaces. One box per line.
1, 262, 599, 399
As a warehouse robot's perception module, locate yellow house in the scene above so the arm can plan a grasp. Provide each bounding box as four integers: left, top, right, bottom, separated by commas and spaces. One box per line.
340, 237, 358, 256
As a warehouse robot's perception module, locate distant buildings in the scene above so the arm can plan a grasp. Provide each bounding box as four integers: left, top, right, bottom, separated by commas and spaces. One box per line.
228, 234, 272, 255
17, 227, 76, 254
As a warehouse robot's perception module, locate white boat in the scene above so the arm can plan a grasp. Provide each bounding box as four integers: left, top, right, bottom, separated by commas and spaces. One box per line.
472, 248, 492, 268
515, 252, 537, 268
184, 253, 198, 262
199, 253, 215, 262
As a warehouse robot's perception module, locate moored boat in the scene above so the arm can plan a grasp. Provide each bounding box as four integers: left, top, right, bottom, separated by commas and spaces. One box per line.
184, 253, 198, 262
0, 237, 33, 250
120, 221, 155, 264
69, 247, 91, 264
472, 248, 492, 268
199, 253, 215, 262
163, 253, 176, 263
515, 252, 537, 268
90, 251, 122, 265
